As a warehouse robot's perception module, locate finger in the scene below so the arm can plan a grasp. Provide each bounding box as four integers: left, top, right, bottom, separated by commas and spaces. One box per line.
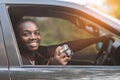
59, 57, 68, 65
62, 61, 68, 65
105, 34, 115, 42
62, 56, 69, 62
59, 53, 67, 58
55, 46, 62, 56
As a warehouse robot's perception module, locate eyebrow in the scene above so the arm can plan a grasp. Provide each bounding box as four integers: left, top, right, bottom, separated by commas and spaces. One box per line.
22, 30, 40, 32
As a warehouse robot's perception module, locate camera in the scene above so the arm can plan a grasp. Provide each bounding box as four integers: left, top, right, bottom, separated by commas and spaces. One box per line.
60, 44, 73, 57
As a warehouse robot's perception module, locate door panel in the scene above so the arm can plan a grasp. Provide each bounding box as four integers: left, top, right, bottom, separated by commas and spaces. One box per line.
10, 66, 120, 80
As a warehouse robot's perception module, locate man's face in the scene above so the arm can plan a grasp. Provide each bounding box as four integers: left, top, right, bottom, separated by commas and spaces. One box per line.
18, 21, 41, 51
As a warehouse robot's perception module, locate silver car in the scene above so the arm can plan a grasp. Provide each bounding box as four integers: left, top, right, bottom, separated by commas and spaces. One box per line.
0, 0, 120, 80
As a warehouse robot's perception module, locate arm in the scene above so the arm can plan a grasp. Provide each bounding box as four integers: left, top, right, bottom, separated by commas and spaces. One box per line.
44, 35, 114, 65
63, 35, 114, 52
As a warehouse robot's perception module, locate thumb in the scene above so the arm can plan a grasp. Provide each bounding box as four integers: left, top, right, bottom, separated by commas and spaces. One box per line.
54, 46, 62, 56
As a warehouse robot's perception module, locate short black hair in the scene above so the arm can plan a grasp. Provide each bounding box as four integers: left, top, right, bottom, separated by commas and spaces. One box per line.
16, 19, 39, 28
13, 19, 39, 37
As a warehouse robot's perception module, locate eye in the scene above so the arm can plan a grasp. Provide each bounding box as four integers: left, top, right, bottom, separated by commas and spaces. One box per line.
35, 31, 40, 36
22, 32, 30, 37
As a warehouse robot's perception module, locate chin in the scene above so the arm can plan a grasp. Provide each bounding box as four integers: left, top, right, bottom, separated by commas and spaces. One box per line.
29, 47, 38, 51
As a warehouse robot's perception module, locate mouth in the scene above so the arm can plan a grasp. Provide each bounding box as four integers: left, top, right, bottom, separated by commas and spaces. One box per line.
27, 42, 39, 47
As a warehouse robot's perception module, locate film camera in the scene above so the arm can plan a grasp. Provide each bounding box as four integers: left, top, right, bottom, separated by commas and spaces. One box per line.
60, 44, 73, 58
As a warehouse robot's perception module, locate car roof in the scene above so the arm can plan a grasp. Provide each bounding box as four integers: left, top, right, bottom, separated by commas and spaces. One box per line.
1, 0, 120, 36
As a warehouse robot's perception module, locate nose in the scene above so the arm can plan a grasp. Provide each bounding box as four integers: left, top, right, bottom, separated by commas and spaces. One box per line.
30, 33, 36, 39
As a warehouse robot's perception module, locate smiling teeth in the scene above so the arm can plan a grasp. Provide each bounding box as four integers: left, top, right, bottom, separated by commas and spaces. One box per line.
29, 43, 37, 46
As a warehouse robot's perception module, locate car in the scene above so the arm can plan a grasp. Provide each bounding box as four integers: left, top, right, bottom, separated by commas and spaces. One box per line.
0, 0, 120, 80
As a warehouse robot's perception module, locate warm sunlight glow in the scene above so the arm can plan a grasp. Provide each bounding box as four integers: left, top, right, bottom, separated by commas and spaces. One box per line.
60, 0, 107, 10
60, 0, 104, 6
60, 0, 120, 20
60, 0, 109, 14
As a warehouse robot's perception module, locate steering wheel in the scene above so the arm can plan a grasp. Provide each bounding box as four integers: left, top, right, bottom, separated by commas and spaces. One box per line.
95, 39, 113, 65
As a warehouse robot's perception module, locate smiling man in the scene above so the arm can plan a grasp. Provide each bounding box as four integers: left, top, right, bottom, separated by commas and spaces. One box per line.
15, 19, 71, 65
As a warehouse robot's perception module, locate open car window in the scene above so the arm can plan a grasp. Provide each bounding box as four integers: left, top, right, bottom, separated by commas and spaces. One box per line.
8, 5, 120, 66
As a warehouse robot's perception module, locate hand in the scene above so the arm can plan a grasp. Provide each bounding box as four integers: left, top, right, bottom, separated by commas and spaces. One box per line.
50, 46, 70, 65
101, 34, 115, 42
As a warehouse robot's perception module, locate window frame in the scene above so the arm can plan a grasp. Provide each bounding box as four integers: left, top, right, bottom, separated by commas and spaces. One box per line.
0, 4, 22, 66
0, 19, 9, 66
6, 3, 120, 67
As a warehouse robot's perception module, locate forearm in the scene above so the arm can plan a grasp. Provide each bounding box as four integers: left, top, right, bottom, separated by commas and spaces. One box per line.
46, 36, 109, 55
64, 36, 105, 52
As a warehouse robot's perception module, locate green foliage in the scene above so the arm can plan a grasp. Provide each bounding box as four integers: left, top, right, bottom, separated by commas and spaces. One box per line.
34, 17, 92, 45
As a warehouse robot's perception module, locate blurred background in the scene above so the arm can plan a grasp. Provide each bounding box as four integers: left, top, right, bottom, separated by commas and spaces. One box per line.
64, 0, 120, 20
91, 0, 120, 19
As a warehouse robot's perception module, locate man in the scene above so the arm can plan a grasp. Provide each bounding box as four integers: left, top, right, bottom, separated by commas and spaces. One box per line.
14, 19, 114, 65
